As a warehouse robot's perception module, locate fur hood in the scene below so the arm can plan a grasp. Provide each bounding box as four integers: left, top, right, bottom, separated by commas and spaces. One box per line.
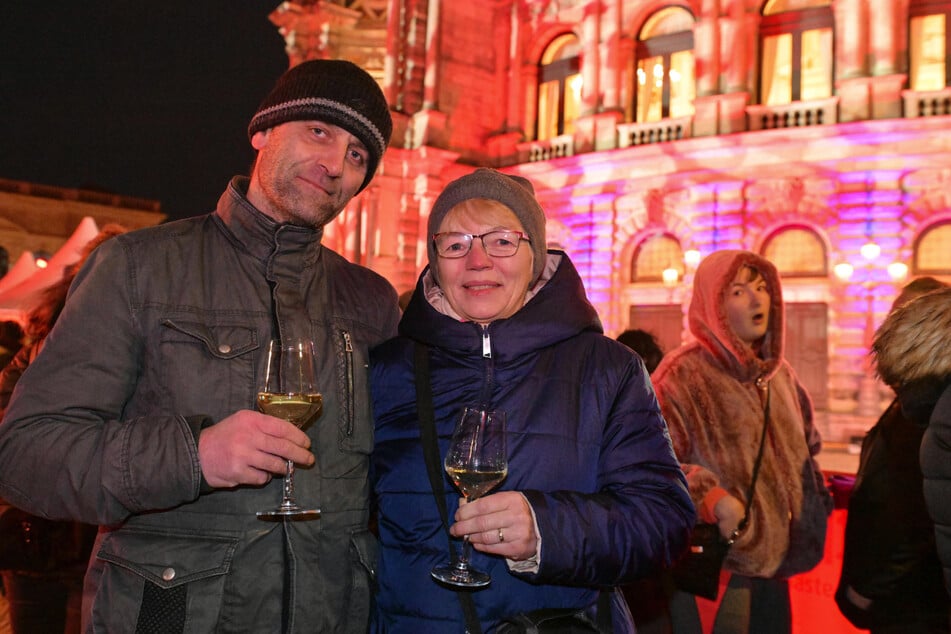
688, 250, 785, 382
873, 286, 951, 389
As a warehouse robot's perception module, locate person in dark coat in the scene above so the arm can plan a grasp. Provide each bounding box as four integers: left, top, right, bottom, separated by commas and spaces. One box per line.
0, 60, 399, 633
370, 168, 695, 633
872, 284, 951, 621
836, 276, 951, 633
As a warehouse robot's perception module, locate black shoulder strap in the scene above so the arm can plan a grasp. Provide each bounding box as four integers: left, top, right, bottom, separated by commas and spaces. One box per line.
414, 343, 483, 634
737, 382, 771, 535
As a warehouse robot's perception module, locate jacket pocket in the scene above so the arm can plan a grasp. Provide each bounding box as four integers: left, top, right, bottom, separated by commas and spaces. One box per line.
159, 320, 259, 419
345, 528, 378, 629
93, 528, 239, 633
332, 326, 373, 457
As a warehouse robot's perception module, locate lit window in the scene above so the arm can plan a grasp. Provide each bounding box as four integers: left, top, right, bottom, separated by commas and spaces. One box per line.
914, 221, 951, 274
760, 0, 833, 106
634, 8, 695, 123
910, 1, 951, 91
537, 34, 581, 141
761, 226, 827, 278
632, 234, 684, 283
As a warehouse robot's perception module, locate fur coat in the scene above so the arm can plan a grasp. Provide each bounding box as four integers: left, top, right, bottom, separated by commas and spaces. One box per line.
652, 250, 832, 579
874, 285, 951, 595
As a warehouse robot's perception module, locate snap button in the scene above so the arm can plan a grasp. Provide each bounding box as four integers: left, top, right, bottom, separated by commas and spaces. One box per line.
218, 344, 232, 354
162, 567, 176, 581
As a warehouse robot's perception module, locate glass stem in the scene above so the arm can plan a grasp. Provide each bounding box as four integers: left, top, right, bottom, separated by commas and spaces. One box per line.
455, 495, 474, 570
457, 535, 473, 570
281, 459, 295, 504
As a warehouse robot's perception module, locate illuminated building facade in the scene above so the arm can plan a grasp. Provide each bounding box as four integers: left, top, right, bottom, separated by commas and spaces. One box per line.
277, 0, 949, 441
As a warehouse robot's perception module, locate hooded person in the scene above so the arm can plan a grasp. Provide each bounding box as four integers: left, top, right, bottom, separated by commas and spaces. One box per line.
369, 168, 695, 633
651, 249, 832, 634
874, 286, 951, 607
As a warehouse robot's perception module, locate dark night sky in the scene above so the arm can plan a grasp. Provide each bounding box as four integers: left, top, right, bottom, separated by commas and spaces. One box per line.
0, 2, 289, 222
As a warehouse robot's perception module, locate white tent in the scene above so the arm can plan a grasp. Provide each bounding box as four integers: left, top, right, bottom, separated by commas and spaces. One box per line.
0, 251, 38, 297
0, 216, 100, 322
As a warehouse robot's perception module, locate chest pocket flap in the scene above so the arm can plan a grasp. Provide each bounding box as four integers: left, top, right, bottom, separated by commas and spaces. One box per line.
97, 528, 238, 588
161, 320, 258, 359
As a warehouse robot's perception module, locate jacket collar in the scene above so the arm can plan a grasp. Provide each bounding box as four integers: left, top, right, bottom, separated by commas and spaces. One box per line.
399, 251, 602, 363
215, 176, 324, 265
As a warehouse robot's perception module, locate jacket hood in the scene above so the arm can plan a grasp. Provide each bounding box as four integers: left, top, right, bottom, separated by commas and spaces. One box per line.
873, 286, 951, 389
688, 250, 785, 381
399, 251, 602, 362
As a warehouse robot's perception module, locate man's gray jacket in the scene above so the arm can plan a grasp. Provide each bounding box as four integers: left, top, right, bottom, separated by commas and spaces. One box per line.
0, 176, 400, 632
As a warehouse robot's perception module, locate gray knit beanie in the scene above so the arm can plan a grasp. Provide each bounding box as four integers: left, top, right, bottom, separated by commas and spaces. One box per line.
248, 59, 393, 192
427, 168, 547, 284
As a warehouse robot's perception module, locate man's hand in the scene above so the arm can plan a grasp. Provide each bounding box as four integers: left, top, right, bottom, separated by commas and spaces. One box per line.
197, 410, 315, 488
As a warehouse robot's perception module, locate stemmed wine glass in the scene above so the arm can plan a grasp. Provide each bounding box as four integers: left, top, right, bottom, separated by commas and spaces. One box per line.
431, 406, 508, 588
256, 338, 323, 519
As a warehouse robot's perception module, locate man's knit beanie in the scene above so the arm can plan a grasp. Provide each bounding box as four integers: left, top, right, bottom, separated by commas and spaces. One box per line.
248, 59, 393, 192
427, 168, 548, 285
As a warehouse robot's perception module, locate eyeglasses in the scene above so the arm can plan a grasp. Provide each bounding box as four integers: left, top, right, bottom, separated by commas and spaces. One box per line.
432, 230, 531, 259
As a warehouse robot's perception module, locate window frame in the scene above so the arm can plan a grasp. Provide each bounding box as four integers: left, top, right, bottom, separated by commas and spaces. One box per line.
634, 30, 695, 122
909, 0, 951, 90
758, 5, 834, 104
536, 36, 581, 140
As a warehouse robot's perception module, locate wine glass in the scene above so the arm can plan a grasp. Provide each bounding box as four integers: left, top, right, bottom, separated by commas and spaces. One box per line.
256, 338, 323, 519
431, 406, 508, 588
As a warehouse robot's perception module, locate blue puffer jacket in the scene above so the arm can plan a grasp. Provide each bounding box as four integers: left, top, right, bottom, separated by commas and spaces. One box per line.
370, 252, 694, 633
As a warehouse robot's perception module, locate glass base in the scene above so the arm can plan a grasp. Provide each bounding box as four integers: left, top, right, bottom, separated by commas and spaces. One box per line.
256, 504, 320, 521
431, 563, 491, 588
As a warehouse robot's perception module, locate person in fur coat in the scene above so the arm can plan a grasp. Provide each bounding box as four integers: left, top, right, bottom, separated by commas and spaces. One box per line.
874, 285, 951, 610
836, 277, 950, 633
651, 249, 832, 634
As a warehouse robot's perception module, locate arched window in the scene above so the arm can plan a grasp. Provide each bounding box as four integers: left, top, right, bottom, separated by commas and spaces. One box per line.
913, 220, 951, 274
761, 225, 827, 277
910, 0, 951, 91
759, 0, 833, 106
634, 7, 695, 123
537, 34, 581, 141
631, 233, 684, 283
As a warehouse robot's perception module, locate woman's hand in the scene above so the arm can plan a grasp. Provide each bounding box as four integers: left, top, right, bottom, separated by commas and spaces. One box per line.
713, 494, 746, 541
450, 491, 538, 561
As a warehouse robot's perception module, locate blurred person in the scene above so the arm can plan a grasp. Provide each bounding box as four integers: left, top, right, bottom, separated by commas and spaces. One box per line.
617, 328, 665, 375
0, 59, 399, 632
836, 276, 950, 633
874, 285, 951, 609
617, 328, 675, 633
0, 226, 124, 634
370, 168, 695, 632
0, 322, 22, 371
651, 250, 832, 634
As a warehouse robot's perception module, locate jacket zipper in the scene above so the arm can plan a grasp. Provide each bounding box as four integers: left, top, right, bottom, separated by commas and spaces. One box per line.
342, 330, 355, 436
480, 324, 494, 406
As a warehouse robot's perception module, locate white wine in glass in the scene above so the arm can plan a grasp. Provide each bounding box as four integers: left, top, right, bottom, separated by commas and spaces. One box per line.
256, 339, 322, 519
431, 406, 507, 588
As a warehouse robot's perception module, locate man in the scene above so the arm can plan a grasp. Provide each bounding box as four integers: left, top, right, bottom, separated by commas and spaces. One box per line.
0, 59, 399, 633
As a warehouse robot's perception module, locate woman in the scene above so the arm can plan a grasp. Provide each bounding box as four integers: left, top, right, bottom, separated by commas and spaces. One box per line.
650, 250, 832, 633
370, 168, 694, 633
